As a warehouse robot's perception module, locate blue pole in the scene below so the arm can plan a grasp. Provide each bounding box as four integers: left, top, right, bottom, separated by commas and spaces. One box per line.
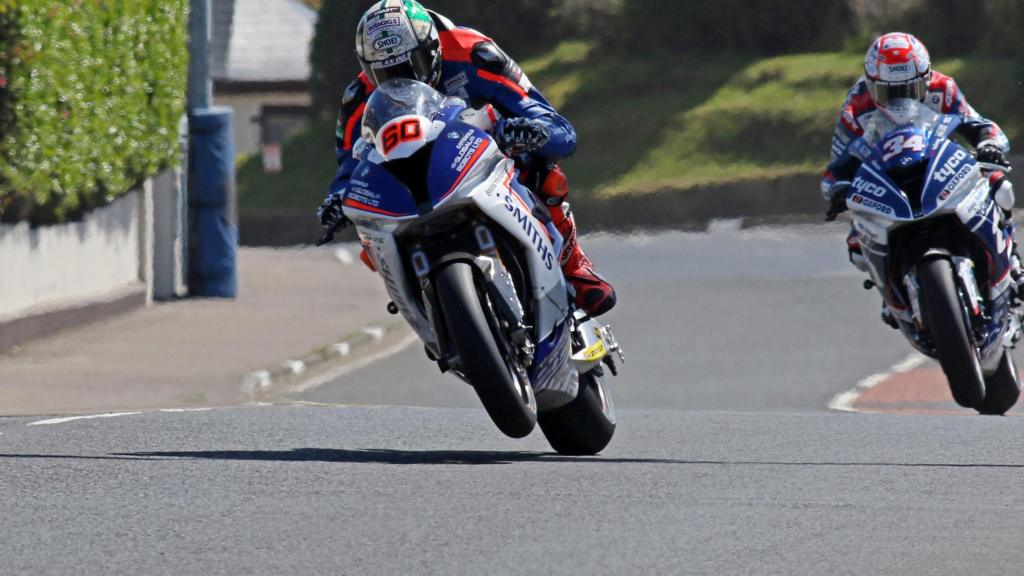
186, 0, 237, 297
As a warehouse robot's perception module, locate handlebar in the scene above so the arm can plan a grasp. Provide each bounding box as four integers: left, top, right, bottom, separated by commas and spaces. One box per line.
977, 161, 1013, 174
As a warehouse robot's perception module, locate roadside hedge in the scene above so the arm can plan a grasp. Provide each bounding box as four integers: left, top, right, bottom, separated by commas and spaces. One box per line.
0, 0, 189, 224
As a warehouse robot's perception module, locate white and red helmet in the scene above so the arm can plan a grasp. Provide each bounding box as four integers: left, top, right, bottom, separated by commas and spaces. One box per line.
864, 33, 932, 109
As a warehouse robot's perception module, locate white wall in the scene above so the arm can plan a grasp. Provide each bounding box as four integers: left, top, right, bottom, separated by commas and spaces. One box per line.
214, 91, 311, 156
0, 191, 144, 320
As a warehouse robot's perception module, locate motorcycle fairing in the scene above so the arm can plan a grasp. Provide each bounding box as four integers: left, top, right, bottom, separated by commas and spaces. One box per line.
921, 140, 978, 216
343, 162, 420, 219
427, 122, 493, 207
848, 163, 914, 221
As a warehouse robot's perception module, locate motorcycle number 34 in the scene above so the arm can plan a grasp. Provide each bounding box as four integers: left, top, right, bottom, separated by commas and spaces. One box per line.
882, 134, 926, 162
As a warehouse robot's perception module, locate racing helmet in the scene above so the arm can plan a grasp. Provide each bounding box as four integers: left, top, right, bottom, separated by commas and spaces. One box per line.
864, 33, 932, 110
356, 0, 442, 88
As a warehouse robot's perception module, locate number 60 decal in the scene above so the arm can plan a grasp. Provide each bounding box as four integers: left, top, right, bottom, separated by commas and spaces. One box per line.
381, 119, 423, 155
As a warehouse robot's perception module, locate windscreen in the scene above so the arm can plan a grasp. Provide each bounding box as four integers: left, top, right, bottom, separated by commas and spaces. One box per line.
362, 78, 446, 140
862, 99, 940, 146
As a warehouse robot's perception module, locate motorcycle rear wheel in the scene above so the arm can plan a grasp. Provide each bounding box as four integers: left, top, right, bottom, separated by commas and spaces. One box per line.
918, 257, 986, 408
977, 350, 1020, 415
538, 370, 616, 455
435, 261, 537, 438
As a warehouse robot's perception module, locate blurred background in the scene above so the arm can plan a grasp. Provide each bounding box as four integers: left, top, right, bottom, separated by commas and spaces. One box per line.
238, 0, 1024, 243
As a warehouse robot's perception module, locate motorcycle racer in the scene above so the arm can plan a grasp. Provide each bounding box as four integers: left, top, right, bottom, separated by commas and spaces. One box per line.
318, 0, 616, 316
821, 32, 1016, 281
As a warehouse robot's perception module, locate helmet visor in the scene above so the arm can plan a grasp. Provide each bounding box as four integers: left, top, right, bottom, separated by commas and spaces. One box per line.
364, 47, 435, 87
870, 76, 928, 107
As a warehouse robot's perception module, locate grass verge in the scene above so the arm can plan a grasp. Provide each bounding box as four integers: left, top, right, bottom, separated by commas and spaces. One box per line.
238, 43, 1022, 215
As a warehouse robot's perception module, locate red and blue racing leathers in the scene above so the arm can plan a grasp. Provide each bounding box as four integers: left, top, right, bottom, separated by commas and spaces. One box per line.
821, 71, 1010, 197
328, 11, 617, 316
330, 13, 576, 192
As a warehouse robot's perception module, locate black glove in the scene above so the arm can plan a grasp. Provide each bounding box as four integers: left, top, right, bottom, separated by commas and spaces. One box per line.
976, 145, 1010, 168
317, 191, 348, 232
496, 118, 551, 156
825, 181, 851, 222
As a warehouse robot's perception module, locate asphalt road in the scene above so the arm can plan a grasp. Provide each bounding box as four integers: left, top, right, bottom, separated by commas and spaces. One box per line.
3, 221, 1023, 575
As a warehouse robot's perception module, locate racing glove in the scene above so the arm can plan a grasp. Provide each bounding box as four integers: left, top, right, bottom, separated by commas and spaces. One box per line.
825, 181, 851, 222
317, 190, 349, 232
976, 145, 1011, 168
496, 117, 551, 156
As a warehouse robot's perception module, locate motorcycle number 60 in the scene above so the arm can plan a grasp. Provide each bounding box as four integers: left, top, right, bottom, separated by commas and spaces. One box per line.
381, 119, 423, 155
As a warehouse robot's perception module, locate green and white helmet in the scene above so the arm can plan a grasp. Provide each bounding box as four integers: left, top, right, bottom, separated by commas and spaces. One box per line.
355, 0, 442, 87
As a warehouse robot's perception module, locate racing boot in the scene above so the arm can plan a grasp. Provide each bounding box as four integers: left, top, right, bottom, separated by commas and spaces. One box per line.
990, 172, 1024, 298
847, 227, 868, 273
549, 202, 617, 316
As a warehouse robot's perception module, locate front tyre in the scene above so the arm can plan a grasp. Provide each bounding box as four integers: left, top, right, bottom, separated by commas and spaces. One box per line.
977, 350, 1020, 415
538, 370, 616, 455
434, 261, 537, 438
918, 257, 986, 408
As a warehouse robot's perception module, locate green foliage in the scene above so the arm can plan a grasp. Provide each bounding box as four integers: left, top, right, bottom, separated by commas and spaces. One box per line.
893, 0, 1024, 58
0, 0, 189, 224
309, 0, 617, 114
237, 119, 337, 216
615, 0, 852, 55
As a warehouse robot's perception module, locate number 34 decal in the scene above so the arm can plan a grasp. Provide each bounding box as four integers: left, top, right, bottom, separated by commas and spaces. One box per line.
882, 134, 926, 162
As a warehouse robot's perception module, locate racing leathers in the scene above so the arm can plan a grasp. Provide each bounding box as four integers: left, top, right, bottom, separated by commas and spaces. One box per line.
822, 71, 1014, 273
326, 13, 616, 316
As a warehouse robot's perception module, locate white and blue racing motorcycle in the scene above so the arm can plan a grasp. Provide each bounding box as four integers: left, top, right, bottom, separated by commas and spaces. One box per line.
321, 79, 622, 453
830, 99, 1021, 414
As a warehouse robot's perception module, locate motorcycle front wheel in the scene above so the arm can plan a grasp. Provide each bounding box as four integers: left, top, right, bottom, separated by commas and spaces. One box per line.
538, 370, 616, 455
435, 261, 537, 438
918, 257, 986, 408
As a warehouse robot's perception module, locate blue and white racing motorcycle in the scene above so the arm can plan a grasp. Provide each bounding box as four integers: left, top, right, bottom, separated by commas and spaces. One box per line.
830, 99, 1021, 414
321, 79, 622, 452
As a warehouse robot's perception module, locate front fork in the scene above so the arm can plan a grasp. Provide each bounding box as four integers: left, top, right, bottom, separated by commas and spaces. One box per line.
905, 255, 1016, 371
412, 223, 533, 375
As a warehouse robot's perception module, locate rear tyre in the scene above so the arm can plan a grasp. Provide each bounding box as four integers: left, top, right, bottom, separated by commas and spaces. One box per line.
977, 350, 1020, 415
434, 261, 536, 438
538, 370, 616, 455
918, 257, 986, 408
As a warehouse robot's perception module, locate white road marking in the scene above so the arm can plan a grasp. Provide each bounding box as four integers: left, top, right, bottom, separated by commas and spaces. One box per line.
159, 408, 213, 413
28, 412, 142, 426
362, 326, 386, 342
241, 370, 273, 396
285, 331, 419, 395
827, 352, 929, 412
706, 218, 744, 234
283, 360, 307, 375
335, 247, 355, 265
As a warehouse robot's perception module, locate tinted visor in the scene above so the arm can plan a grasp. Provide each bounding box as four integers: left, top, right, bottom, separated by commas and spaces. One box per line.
364, 47, 434, 87
870, 77, 928, 107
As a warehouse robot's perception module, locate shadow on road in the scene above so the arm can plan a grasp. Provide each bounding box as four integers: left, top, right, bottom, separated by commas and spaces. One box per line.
111, 448, 673, 465
3, 449, 1024, 468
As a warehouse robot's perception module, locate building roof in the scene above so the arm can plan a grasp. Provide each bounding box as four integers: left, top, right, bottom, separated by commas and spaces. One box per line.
211, 0, 317, 86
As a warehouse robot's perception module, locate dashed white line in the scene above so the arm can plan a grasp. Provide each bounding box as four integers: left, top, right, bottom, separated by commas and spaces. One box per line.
827, 352, 929, 412
28, 412, 142, 426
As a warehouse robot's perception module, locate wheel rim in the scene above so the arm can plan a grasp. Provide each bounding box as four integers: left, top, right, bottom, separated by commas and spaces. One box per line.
481, 288, 537, 417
